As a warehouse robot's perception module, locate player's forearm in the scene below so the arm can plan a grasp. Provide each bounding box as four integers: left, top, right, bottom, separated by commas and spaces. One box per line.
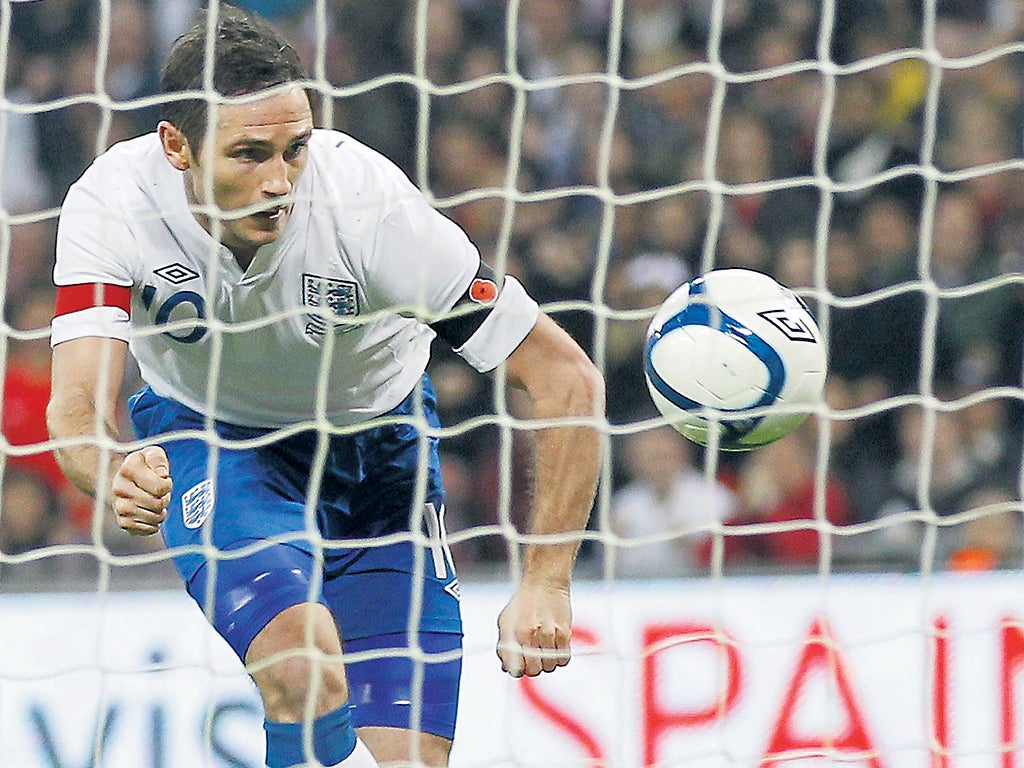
46, 393, 125, 500
522, 365, 604, 586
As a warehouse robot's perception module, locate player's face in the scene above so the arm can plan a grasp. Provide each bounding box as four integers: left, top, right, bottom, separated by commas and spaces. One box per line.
183, 86, 313, 260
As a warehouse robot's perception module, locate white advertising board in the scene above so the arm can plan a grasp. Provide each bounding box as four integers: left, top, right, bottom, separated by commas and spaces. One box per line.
0, 574, 1022, 767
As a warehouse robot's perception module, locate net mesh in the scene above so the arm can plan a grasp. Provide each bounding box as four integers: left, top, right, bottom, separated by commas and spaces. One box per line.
2, 0, 1024, 766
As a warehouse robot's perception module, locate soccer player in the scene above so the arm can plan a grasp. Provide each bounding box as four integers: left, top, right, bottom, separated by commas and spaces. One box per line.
46, 7, 603, 768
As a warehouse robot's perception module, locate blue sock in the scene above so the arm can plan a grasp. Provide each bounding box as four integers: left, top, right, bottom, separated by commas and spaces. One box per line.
264, 704, 358, 768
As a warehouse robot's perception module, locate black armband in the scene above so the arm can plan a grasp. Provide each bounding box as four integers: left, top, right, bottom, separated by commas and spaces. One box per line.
430, 262, 501, 348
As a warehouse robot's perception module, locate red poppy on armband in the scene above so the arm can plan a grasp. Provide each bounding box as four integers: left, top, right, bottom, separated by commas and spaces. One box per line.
468, 277, 498, 305
430, 263, 501, 347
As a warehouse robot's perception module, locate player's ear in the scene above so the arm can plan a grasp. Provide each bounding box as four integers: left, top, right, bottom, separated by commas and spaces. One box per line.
158, 121, 193, 171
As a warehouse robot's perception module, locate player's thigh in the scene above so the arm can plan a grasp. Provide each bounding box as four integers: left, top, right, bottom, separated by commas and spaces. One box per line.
187, 539, 328, 663
246, 600, 349, 719
356, 726, 451, 768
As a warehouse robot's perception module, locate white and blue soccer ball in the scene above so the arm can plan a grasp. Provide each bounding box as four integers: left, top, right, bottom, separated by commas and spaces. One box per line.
644, 268, 826, 451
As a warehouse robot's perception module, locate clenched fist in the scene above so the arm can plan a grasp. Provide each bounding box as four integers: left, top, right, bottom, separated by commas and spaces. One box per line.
496, 579, 573, 678
111, 445, 172, 535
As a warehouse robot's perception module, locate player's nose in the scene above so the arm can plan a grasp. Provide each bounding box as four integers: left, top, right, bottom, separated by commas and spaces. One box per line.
262, 155, 292, 196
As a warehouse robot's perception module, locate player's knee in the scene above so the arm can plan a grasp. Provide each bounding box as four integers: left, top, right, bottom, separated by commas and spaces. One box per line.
247, 603, 350, 722
257, 651, 349, 722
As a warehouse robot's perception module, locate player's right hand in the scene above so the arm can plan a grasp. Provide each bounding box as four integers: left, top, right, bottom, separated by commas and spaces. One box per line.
111, 446, 172, 536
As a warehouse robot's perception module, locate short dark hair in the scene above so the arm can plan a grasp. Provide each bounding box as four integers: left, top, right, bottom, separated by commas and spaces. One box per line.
160, 4, 309, 150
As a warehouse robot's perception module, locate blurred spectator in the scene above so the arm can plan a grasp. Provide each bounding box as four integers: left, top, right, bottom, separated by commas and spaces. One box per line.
11, 0, 97, 203
427, 119, 512, 257
472, 388, 538, 559
821, 376, 895, 527
518, 0, 589, 86
722, 425, 851, 567
443, 44, 514, 149
103, 0, 163, 137
828, 9, 928, 212
740, 23, 819, 179
0, 466, 84, 588
609, 426, 736, 577
937, 94, 1019, 230
2, 286, 92, 530
2, 40, 52, 214
855, 194, 917, 287
517, 2, 614, 197
870, 402, 986, 566
825, 224, 959, 398
300, 0, 416, 170
621, 0, 685, 57
603, 251, 689, 424
5, 216, 58, 307
955, 375, 1021, 489
0, 467, 63, 557
945, 486, 1022, 572
429, 353, 493, 461
774, 233, 816, 293
518, 224, 596, 355
716, 221, 771, 273
716, 107, 817, 247
401, 0, 467, 86
10, 0, 93, 55
634, 193, 706, 275
677, 0, 776, 72
929, 187, 1017, 385
620, 43, 712, 190
437, 450, 500, 572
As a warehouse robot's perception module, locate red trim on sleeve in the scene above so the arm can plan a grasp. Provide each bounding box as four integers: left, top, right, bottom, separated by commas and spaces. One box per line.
54, 283, 132, 318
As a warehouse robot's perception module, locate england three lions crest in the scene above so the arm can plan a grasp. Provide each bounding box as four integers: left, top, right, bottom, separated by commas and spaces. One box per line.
303, 273, 359, 336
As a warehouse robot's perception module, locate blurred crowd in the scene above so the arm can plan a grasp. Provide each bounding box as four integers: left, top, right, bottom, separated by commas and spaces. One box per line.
3, 0, 1024, 586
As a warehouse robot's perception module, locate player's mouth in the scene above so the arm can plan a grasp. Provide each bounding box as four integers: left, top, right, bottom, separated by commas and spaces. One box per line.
252, 204, 290, 229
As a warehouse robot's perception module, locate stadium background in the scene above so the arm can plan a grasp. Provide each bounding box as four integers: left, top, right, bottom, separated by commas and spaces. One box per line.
3, 1, 1024, 765
4, 0, 1024, 582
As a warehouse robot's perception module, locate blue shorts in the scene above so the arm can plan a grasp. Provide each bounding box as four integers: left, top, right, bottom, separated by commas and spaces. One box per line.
128, 378, 462, 738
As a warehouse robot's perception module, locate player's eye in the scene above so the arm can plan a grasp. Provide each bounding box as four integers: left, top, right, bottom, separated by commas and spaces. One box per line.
284, 141, 308, 161
232, 147, 267, 162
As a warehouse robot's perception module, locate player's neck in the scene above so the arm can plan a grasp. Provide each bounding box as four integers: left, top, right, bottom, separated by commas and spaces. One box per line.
183, 177, 257, 270
228, 247, 257, 271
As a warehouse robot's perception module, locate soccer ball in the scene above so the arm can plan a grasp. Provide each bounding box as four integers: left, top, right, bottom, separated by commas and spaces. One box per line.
644, 268, 826, 451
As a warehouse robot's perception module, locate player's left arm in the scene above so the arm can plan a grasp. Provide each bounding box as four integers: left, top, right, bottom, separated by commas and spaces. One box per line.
362, 184, 603, 676
496, 313, 605, 678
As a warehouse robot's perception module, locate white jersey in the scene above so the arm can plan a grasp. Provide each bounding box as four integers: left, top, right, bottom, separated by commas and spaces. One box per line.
52, 130, 539, 428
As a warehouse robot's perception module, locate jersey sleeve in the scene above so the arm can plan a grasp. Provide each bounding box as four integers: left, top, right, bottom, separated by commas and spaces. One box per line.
365, 194, 539, 373
50, 178, 135, 346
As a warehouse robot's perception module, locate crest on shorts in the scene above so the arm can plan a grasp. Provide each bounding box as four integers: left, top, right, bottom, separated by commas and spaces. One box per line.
182, 479, 214, 529
303, 273, 359, 336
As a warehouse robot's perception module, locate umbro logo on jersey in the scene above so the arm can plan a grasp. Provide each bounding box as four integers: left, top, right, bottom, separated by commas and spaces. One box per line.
303, 273, 359, 337
153, 263, 200, 284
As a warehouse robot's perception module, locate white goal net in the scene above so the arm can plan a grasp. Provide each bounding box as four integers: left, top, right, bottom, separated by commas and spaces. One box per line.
2, 0, 1024, 766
